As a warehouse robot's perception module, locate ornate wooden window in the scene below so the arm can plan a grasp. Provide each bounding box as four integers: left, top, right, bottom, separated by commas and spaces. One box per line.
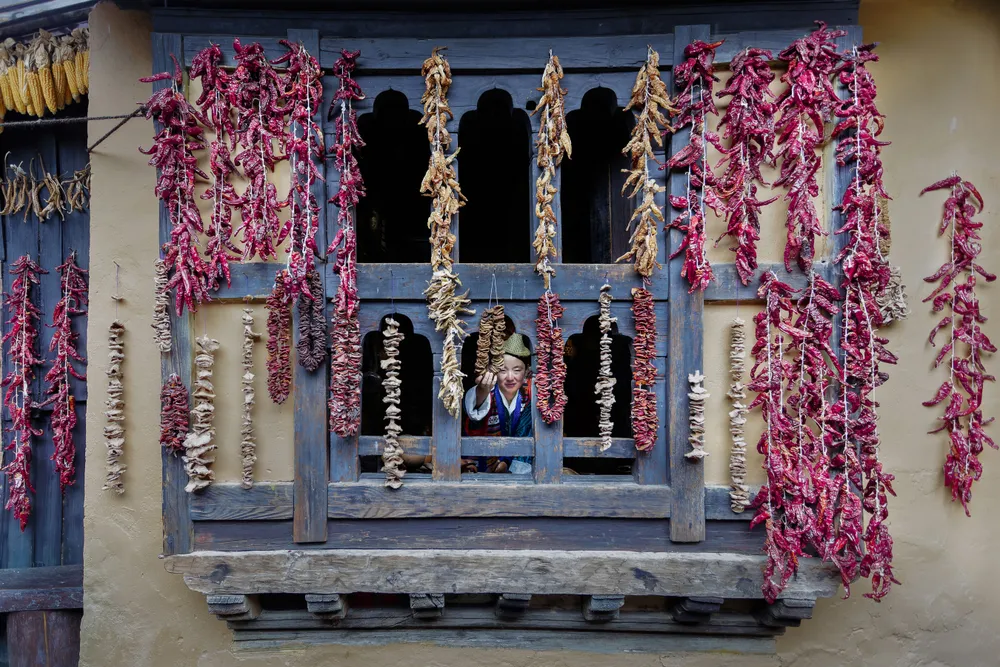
158, 3, 859, 653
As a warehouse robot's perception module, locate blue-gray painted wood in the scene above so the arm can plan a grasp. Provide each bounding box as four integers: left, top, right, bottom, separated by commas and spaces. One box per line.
430, 375, 461, 481
666, 25, 711, 543
356, 435, 636, 459
632, 308, 668, 486
705, 262, 835, 302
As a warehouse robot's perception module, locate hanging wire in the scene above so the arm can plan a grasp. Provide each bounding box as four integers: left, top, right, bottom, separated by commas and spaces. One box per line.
389, 269, 395, 315
112, 261, 122, 320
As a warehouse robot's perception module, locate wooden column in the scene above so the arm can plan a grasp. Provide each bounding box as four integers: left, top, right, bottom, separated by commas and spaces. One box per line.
7, 610, 81, 667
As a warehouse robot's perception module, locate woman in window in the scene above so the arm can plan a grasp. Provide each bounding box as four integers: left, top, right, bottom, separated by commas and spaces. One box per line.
463, 333, 533, 474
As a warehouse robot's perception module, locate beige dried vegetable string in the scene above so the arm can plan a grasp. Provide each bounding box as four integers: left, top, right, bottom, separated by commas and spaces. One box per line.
102, 320, 126, 494
489, 306, 507, 376
596, 283, 616, 451
874, 195, 909, 324
62, 165, 90, 213
419, 47, 473, 418
727, 318, 749, 511
152, 257, 171, 352
381, 317, 406, 489
475, 306, 495, 379
685, 370, 709, 460
183, 335, 219, 493
532, 51, 572, 289
240, 308, 261, 489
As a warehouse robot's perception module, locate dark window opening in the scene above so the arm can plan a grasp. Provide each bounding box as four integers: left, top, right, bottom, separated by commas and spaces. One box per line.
561, 88, 635, 264
563, 458, 633, 476
563, 315, 633, 439
356, 91, 430, 263
458, 90, 532, 263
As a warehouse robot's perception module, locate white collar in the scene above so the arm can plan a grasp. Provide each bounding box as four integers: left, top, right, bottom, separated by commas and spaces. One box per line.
498, 390, 520, 414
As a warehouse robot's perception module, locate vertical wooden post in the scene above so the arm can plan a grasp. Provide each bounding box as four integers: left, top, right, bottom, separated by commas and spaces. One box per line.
288, 28, 329, 544
154, 31, 194, 557
7, 610, 81, 667
667, 25, 710, 543
431, 368, 462, 480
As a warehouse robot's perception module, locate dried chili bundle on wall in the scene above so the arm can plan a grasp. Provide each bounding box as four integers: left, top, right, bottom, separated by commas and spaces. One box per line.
152, 257, 172, 352
240, 308, 262, 489
140, 56, 211, 316
619, 47, 673, 278
159, 374, 189, 455
102, 320, 126, 494
774, 22, 845, 272
381, 318, 406, 489
295, 269, 326, 372
420, 47, 473, 418
715, 48, 778, 285
596, 284, 616, 451
328, 49, 365, 437
266, 280, 292, 404
41, 252, 88, 492
665, 39, 723, 292
921, 176, 996, 515
535, 292, 567, 424
727, 317, 749, 511
230, 39, 288, 261
183, 336, 220, 493
533, 52, 572, 289
631, 288, 658, 452
1, 256, 45, 530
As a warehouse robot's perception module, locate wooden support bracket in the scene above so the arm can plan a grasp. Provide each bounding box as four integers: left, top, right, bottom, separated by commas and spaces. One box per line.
753, 598, 816, 628
410, 593, 445, 619
206, 594, 261, 622
305, 593, 347, 620
582, 594, 625, 622
495, 593, 531, 620
669, 596, 724, 624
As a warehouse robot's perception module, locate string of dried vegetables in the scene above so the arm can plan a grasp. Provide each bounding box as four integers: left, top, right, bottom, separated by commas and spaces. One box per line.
596, 283, 616, 451
714, 47, 778, 285
686, 371, 709, 459
475, 305, 507, 378
665, 39, 723, 293
489, 307, 506, 376
381, 317, 405, 489
152, 257, 172, 352
328, 49, 364, 438
420, 47, 473, 418
631, 287, 658, 451
62, 165, 90, 214
727, 317, 749, 511
1, 256, 45, 530
40, 252, 87, 492
183, 335, 219, 493
295, 269, 327, 372
102, 320, 126, 494
266, 279, 292, 404
140, 56, 211, 316
240, 307, 262, 489
159, 374, 189, 455
774, 22, 845, 273
532, 52, 572, 289
619, 47, 672, 278
535, 291, 567, 424
921, 175, 996, 515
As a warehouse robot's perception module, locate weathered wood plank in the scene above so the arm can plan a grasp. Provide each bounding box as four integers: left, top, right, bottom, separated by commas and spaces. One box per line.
705, 263, 834, 302
0, 588, 83, 613
409, 593, 445, 619
190, 484, 294, 521
533, 398, 563, 484
0, 564, 82, 590
670, 596, 724, 624
305, 593, 347, 619
495, 593, 531, 620
666, 25, 710, 543
181, 35, 286, 67
582, 594, 625, 622
207, 593, 261, 621
431, 376, 461, 481
632, 338, 668, 485
753, 598, 816, 628
166, 548, 841, 599
7, 610, 81, 667
706, 484, 757, 521
356, 435, 637, 459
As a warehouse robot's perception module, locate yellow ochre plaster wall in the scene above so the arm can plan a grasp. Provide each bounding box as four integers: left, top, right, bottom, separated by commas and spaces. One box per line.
80, 0, 1000, 665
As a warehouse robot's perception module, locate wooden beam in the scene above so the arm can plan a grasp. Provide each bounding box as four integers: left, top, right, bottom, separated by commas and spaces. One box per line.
357, 435, 637, 459
753, 598, 816, 628
669, 596, 724, 624
165, 548, 841, 599
582, 594, 625, 622
409, 593, 445, 619
207, 594, 261, 621
704, 263, 834, 302
306, 593, 347, 619
494, 594, 531, 620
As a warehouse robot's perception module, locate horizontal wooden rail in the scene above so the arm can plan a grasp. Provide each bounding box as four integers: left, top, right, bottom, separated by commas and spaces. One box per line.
356, 436, 637, 459
0, 565, 83, 613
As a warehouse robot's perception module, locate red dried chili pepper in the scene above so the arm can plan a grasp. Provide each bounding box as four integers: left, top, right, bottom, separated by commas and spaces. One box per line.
631, 287, 658, 451
266, 277, 292, 404
535, 291, 567, 424
159, 374, 189, 455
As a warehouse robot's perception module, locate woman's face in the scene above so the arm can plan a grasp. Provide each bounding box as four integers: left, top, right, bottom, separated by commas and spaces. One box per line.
498, 354, 527, 396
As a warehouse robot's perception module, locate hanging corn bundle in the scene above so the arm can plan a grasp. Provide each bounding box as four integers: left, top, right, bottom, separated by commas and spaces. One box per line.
420, 47, 473, 418
631, 287, 658, 452
183, 336, 219, 493
0, 29, 88, 121
535, 291, 567, 424
381, 317, 406, 489
240, 307, 262, 489
159, 374, 189, 455
727, 317, 749, 511
596, 283, 616, 451
102, 320, 126, 494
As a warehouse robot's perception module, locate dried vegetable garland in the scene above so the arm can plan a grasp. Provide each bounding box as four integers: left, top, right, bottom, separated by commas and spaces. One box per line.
685, 371, 709, 460
381, 317, 406, 489
596, 283, 616, 451
1, 256, 45, 530
183, 335, 220, 493
631, 287, 658, 451
476, 305, 507, 378
619, 47, 672, 277
152, 257, 172, 352
715, 48, 778, 285
921, 176, 996, 515
665, 39, 723, 292
727, 317, 749, 511
535, 291, 567, 424
0, 159, 87, 221
102, 320, 126, 494
159, 374, 189, 455
295, 269, 327, 372
532, 52, 572, 288
328, 49, 365, 437
266, 280, 292, 404
240, 307, 262, 489
420, 47, 473, 418
40, 252, 87, 492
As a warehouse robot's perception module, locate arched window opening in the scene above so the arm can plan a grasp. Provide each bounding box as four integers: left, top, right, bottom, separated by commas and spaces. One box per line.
561, 88, 635, 264
458, 90, 532, 263
356, 91, 430, 263
359, 314, 433, 472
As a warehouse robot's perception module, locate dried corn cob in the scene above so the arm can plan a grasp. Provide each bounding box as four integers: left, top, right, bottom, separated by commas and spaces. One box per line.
72, 28, 88, 95
34, 31, 58, 114
23, 44, 45, 117
59, 36, 79, 103
8, 42, 27, 115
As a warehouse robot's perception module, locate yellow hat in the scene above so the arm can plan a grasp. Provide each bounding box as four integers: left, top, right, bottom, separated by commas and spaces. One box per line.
502, 333, 531, 360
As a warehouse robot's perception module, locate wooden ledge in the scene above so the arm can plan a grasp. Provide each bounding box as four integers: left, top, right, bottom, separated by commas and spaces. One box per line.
164, 549, 840, 600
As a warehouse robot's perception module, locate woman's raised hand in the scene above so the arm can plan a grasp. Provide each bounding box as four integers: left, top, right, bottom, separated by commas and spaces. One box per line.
474, 371, 497, 407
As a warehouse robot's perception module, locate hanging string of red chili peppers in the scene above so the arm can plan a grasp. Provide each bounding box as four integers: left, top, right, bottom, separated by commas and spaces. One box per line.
328, 49, 365, 438
631, 287, 658, 452
665, 39, 723, 293
921, 175, 996, 515
40, 252, 88, 492
1, 255, 46, 530
535, 291, 567, 424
